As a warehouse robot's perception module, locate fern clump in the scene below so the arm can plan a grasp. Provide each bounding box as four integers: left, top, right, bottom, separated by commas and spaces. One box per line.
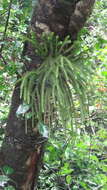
20, 33, 92, 129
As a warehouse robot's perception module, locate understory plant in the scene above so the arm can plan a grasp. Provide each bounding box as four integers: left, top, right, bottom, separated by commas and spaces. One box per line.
37, 125, 107, 190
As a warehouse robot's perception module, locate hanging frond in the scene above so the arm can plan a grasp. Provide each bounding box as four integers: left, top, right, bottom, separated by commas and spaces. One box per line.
19, 34, 93, 129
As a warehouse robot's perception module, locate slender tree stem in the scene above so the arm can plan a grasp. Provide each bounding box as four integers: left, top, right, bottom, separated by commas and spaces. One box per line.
0, 0, 13, 53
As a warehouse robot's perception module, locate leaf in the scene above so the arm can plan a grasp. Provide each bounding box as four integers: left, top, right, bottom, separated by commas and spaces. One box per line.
0, 175, 9, 182
60, 163, 73, 175
4, 186, 16, 190
65, 147, 72, 159
16, 103, 30, 115
76, 142, 87, 149
66, 175, 72, 184
101, 71, 107, 77
38, 122, 48, 138
3, 165, 14, 175
90, 155, 99, 162
101, 165, 107, 172
79, 181, 89, 190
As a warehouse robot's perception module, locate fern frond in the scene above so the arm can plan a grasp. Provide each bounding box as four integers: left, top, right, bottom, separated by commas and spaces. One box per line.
19, 34, 93, 131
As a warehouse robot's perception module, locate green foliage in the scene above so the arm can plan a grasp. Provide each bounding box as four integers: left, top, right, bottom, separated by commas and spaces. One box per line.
38, 122, 48, 138
20, 34, 92, 129
36, 1, 107, 189
0, 166, 15, 189
4, 186, 15, 190
2, 166, 14, 175
0, 0, 31, 129
0, 0, 107, 190
38, 127, 107, 190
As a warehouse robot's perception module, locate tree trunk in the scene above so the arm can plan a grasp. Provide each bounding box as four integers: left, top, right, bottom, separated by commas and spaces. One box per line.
0, 0, 95, 189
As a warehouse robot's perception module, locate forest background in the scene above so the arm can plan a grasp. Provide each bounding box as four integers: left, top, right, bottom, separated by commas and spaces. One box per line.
0, 0, 107, 189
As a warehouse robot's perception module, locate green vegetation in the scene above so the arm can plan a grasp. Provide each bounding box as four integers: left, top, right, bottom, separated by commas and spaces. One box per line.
0, 0, 107, 189
19, 34, 92, 129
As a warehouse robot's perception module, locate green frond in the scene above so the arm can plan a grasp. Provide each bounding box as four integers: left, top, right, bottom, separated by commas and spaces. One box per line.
20, 34, 93, 130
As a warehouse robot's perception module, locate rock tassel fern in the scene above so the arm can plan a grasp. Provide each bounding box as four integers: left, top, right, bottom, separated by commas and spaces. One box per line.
20, 34, 91, 128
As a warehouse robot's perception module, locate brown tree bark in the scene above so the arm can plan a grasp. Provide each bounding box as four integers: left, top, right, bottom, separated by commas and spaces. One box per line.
0, 0, 95, 189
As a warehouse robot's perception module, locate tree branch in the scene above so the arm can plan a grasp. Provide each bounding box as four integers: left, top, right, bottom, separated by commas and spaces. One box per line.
0, 0, 13, 53
0, 53, 8, 65
68, 0, 95, 40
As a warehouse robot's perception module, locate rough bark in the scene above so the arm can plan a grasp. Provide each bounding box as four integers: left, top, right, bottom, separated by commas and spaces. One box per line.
0, 0, 95, 190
